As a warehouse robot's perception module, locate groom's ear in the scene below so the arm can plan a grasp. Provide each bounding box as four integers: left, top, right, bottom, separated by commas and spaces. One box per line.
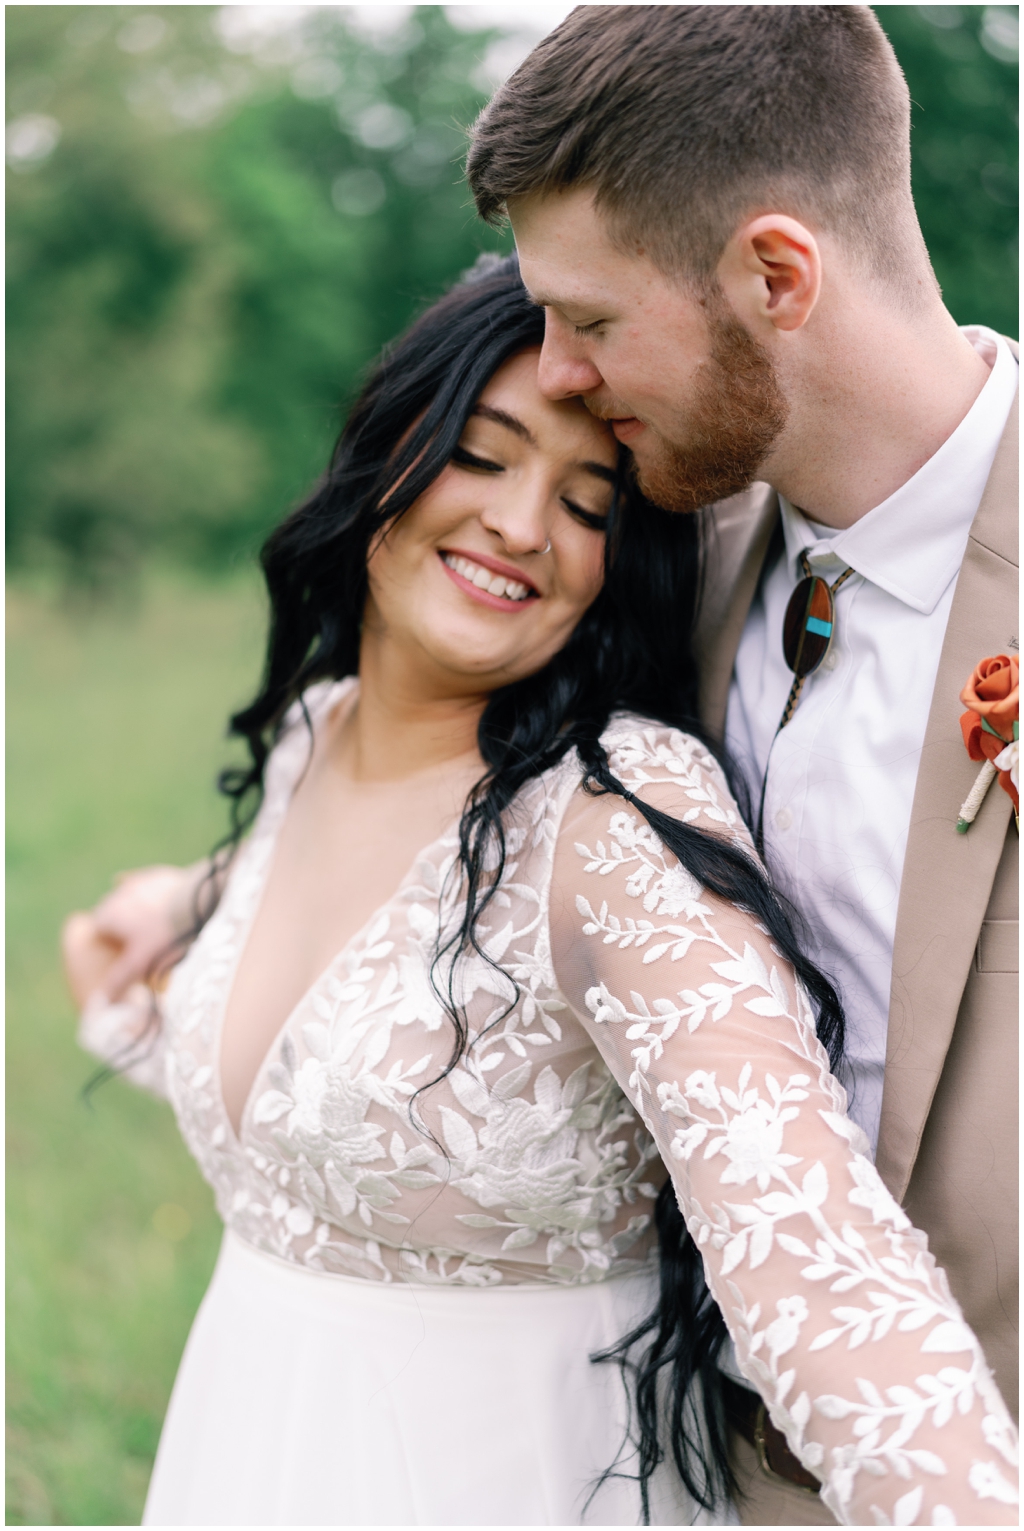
716, 215, 822, 335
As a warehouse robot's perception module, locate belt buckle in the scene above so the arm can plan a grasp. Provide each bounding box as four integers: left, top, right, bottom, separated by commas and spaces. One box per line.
753, 1402, 822, 1496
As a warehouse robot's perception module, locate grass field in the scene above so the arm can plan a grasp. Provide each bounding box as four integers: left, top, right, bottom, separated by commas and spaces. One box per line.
7, 574, 267, 1525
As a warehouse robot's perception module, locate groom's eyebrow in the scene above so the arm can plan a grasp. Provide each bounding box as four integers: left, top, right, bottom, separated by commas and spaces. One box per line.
472, 403, 615, 484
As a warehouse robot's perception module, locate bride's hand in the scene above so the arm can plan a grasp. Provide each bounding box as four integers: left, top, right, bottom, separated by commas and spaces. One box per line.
61, 863, 205, 1007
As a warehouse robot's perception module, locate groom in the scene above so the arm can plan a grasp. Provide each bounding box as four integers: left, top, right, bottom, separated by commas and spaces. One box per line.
467, 6, 1018, 1523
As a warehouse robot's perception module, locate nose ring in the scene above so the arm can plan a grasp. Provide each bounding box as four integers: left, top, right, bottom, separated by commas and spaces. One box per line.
541, 539, 552, 554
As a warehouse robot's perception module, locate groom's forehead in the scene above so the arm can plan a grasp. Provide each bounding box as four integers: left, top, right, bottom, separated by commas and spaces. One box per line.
510, 187, 609, 252
511, 193, 640, 303
517, 258, 624, 315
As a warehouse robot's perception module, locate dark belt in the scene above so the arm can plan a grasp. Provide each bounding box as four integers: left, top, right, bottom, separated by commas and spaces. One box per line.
721, 1375, 822, 1494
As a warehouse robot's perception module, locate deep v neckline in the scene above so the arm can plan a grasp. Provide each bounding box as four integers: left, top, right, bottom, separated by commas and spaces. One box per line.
213, 679, 471, 1145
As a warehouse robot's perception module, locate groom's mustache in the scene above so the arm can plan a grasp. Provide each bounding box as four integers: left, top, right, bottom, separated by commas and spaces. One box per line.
581, 397, 644, 427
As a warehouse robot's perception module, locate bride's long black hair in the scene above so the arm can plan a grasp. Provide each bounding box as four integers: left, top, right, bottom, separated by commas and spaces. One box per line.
221, 253, 844, 1516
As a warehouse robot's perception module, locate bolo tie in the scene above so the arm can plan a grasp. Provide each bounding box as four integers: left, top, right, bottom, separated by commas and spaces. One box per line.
755, 551, 856, 854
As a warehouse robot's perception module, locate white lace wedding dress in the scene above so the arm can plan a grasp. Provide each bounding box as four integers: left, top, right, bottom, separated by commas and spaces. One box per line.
81, 680, 1018, 1527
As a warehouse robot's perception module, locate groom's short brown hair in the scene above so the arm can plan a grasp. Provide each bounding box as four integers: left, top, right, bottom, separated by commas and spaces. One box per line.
467, 5, 932, 298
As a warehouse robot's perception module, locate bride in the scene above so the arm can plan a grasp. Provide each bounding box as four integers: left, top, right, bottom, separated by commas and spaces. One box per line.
64, 255, 1017, 1528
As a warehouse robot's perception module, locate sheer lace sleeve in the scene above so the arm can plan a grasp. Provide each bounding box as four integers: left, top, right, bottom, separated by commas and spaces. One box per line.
78, 986, 169, 1099
549, 720, 1018, 1527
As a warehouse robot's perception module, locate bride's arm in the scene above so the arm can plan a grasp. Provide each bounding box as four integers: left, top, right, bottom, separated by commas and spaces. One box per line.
549, 724, 1017, 1527
62, 859, 217, 1007
62, 864, 199, 1006
63, 859, 218, 1098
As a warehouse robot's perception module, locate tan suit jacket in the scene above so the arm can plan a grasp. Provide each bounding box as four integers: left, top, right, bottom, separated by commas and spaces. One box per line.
694, 385, 1019, 1524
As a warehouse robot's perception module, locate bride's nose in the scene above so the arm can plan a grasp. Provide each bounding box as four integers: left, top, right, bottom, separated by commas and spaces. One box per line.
478, 477, 553, 557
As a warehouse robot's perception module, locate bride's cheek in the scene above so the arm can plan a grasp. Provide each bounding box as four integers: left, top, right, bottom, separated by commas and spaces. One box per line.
580, 538, 607, 603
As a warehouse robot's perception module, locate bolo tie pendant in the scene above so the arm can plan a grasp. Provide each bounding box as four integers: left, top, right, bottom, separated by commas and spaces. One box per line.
779, 559, 855, 724
756, 553, 856, 851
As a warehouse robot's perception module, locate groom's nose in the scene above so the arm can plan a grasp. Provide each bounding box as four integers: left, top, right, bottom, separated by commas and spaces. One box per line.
537, 313, 605, 401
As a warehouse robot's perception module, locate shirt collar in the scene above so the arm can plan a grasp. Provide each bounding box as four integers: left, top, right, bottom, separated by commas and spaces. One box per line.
779, 326, 1019, 615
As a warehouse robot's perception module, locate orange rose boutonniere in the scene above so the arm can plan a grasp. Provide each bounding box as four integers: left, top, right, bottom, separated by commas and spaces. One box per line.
956, 653, 1019, 832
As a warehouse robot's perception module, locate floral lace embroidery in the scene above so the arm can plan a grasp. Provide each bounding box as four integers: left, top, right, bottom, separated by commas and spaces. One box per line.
80, 695, 1019, 1525
566, 735, 1017, 1525
150, 690, 670, 1289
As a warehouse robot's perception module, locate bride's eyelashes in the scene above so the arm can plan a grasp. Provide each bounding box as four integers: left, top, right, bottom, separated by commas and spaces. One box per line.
562, 499, 609, 532
451, 445, 610, 532
451, 445, 504, 473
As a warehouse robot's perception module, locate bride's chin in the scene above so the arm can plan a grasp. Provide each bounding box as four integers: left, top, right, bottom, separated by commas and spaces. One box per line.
424, 640, 534, 693
438, 654, 517, 688
419, 623, 522, 672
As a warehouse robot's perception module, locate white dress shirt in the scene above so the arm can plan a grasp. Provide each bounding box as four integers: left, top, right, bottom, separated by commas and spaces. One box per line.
725, 326, 1018, 1153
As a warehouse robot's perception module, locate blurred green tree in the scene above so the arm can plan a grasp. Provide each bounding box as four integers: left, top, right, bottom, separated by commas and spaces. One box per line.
875, 5, 1018, 335
6, 5, 510, 583
5, 5, 1018, 586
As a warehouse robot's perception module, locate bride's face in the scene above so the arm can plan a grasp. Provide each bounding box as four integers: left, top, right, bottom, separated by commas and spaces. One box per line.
364, 347, 617, 695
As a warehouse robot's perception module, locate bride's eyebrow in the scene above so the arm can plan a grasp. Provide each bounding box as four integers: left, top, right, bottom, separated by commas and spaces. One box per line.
470, 402, 536, 445
581, 461, 615, 485
470, 405, 615, 486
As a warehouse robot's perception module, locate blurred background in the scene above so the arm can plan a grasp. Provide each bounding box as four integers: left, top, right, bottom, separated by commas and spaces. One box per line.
6, 4, 1019, 1523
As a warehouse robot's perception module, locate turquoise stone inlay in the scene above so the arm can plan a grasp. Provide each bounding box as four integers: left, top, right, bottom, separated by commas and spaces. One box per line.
805, 616, 832, 638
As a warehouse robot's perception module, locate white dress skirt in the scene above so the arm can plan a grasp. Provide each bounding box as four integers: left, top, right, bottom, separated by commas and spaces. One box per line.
143, 1232, 724, 1527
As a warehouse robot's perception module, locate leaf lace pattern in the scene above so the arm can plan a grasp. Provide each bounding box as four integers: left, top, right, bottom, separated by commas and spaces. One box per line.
553, 725, 1018, 1526
78, 689, 1018, 1525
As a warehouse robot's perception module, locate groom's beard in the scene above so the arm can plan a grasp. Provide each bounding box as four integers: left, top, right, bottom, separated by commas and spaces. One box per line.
631, 303, 789, 515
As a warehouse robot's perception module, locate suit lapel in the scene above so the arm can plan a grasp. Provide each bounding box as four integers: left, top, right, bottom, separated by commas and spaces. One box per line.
694, 483, 779, 739
875, 386, 1019, 1201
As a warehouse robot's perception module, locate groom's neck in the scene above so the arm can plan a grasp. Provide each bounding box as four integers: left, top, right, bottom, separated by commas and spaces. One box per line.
759, 291, 991, 530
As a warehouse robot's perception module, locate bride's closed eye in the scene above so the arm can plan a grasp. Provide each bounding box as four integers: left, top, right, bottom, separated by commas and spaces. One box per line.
451, 445, 504, 473
562, 498, 609, 532
452, 442, 610, 531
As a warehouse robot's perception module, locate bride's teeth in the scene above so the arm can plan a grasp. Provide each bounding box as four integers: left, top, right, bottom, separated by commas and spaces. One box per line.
442, 552, 532, 601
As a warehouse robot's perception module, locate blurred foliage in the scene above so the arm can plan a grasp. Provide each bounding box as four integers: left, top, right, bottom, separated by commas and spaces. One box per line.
6, 5, 511, 586
876, 6, 1018, 332
5, 5, 1019, 588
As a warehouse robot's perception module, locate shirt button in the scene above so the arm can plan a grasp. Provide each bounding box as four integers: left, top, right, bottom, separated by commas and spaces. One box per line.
775, 807, 793, 831
821, 647, 839, 671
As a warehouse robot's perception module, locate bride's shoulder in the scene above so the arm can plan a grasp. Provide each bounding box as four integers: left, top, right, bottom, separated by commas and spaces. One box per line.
263, 678, 356, 797
584, 711, 749, 841
277, 677, 356, 744
599, 710, 725, 790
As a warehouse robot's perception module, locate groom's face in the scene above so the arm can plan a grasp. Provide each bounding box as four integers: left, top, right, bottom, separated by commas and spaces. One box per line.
511, 189, 787, 512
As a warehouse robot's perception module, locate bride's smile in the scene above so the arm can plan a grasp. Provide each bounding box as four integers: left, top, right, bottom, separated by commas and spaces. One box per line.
438, 549, 537, 607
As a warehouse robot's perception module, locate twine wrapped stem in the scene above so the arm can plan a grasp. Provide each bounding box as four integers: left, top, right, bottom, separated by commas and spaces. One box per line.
956, 760, 997, 833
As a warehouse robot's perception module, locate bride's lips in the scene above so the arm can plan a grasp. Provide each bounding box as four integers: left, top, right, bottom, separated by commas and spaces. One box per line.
609, 417, 646, 444
438, 547, 541, 613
